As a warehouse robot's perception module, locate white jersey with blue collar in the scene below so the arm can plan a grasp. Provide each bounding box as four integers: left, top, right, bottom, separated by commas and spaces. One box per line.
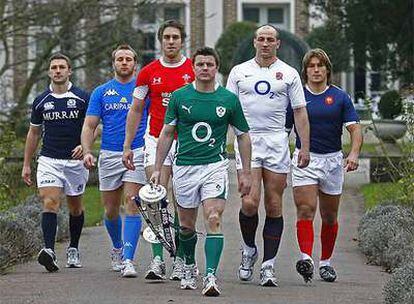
226, 58, 306, 134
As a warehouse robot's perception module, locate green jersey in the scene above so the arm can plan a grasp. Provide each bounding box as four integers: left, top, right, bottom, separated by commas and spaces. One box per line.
165, 83, 249, 165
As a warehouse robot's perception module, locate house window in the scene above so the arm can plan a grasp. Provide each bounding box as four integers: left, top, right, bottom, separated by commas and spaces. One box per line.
164, 7, 181, 21
243, 7, 260, 23
268, 8, 284, 24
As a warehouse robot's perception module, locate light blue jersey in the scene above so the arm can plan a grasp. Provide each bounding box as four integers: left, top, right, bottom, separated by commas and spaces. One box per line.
87, 78, 148, 151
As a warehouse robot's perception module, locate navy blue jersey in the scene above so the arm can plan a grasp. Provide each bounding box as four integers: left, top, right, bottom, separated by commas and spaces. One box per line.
292, 85, 359, 154
87, 78, 148, 152
31, 83, 89, 159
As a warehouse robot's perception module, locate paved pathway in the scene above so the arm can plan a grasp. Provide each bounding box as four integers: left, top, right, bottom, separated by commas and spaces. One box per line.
0, 161, 388, 304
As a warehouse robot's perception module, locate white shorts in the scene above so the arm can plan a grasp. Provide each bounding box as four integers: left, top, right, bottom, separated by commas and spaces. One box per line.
291, 149, 344, 195
98, 148, 146, 191
235, 132, 290, 173
144, 134, 176, 168
172, 160, 229, 209
37, 156, 89, 196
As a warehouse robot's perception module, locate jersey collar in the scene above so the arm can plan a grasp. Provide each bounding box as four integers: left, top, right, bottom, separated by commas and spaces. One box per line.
160, 55, 186, 68
49, 81, 73, 93
305, 84, 330, 95
192, 81, 220, 92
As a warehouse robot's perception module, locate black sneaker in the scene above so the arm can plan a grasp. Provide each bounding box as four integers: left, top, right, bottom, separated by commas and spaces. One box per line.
296, 259, 314, 283
319, 265, 337, 282
38, 248, 59, 272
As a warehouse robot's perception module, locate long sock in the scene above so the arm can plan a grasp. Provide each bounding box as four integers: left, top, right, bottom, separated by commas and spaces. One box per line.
262, 216, 284, 265
179, 229, 197, 265
42, 212, 57, 251
321, 221, 338, 260
174, 211, 184, 260
239, 210, 258, 250
205, 233, 224, 275
104, 215, 123, 249
123, 214, 142, 261
69, 212, 84, 249
151, 243, 164, 261
296, 220, 314, 258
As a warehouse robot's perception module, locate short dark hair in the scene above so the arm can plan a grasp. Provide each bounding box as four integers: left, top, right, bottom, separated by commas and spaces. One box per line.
254, 24, 280, 39
191, 47, 220, 67
111, 44, 138, 62
48, 53, 71, 68
301, 48, 333, 84
157, 19, 186, 43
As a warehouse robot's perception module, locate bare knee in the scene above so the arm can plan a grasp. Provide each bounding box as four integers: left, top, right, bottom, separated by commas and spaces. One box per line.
321, 212, 338, 225
41, 195, 60, 213
242, 196, 259, 216
297, 204, 316, 221
264, 200, 282, 217
206, 212, 221, 234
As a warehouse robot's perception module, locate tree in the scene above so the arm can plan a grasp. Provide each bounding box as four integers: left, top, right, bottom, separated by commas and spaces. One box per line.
306, 0, 414, 87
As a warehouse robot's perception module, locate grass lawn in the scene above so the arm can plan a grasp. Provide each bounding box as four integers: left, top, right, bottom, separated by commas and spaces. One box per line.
83, 186, 103, 227
361, 182, 403, 209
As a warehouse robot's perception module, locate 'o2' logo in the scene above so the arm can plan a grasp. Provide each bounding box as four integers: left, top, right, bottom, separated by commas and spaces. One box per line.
254, 80, 275, 99
191, 122, 215, 147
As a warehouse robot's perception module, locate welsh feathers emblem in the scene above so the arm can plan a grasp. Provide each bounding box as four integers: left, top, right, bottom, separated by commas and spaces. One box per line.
216, 106, 226, 117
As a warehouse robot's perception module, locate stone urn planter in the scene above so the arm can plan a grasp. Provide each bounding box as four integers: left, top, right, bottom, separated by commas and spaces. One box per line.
372, 119, 407, 143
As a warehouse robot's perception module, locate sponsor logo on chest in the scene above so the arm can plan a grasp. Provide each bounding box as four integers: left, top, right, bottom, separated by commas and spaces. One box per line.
43, 110, 80, 121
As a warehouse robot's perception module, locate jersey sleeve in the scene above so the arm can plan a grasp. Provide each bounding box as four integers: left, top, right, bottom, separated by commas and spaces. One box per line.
226, 66, 239, 95
133, 67, 150, 99
164, 92, 178, 126
86, 87, 102, 117
342, 93, 359, 125
229, 95, 249, 133
30, 98, 43, 126
289, 70, 306, 109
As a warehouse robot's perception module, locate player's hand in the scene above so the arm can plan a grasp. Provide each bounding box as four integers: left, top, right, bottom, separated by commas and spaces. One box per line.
150, 170, 161, 185
238, 170, 251, 197
297, 149, 310, 168
122, 148, 135, 170
21, 165, 32, 186
83, 152, 96, 169
71, 145, 83, 160
344, 152, 359, 172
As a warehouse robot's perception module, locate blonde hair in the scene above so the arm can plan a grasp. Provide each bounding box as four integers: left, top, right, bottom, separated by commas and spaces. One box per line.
301, 48, 332, 84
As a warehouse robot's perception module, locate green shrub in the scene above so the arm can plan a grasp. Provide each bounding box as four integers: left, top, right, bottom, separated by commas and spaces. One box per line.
378, 90, 402, 119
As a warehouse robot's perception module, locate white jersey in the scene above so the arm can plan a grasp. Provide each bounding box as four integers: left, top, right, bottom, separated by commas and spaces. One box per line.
226, 58, 306, 134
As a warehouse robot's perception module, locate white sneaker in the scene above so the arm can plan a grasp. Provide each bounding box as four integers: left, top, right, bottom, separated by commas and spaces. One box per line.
238, 249, 258, 281
180, 264, 197, 290
259, 265, 278, 287
121, 259, 137, 278
145, 256, 166, 280
66, 247, 82, 268
38, 248, 59, 272
202, 273, 220, 296
170, 257, 184, 281
110, 248, 123, 272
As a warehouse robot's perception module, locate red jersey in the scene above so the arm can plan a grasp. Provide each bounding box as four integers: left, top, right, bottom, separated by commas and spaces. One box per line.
135, 57, 194, 138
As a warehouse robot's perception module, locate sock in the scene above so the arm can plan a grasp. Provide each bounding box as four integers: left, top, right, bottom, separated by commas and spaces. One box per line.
104, 215, 123, 249
321, 221, 338, 261
262, 216, 284, 264
41, 212, 57, 251
151, 243, 164, 261
123, 214, 142, 261
239, 210, 258, 251
174, 211, 184, 260
179, 229, 197, 265
69, 212, 84, 249
205, 233, 224, 275
296, 220, 314, 259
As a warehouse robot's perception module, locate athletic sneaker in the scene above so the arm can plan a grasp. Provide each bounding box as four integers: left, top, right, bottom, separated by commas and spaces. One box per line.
38, 248, 59, 272
66, 247, 82, 268
238, 249, 258, 281
170, 257, 184, 281
259, 265, 278, 287
296, 259, 314, 283
121, 259, 137, 278
319, 265, 337, 282
202, 273, 220, 297
181, 264, 197, 290
110, 247, 123, 272
145, 256, 166, 280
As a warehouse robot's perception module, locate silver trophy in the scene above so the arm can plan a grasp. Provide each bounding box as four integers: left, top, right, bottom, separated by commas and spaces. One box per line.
134, 184, 176, 256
